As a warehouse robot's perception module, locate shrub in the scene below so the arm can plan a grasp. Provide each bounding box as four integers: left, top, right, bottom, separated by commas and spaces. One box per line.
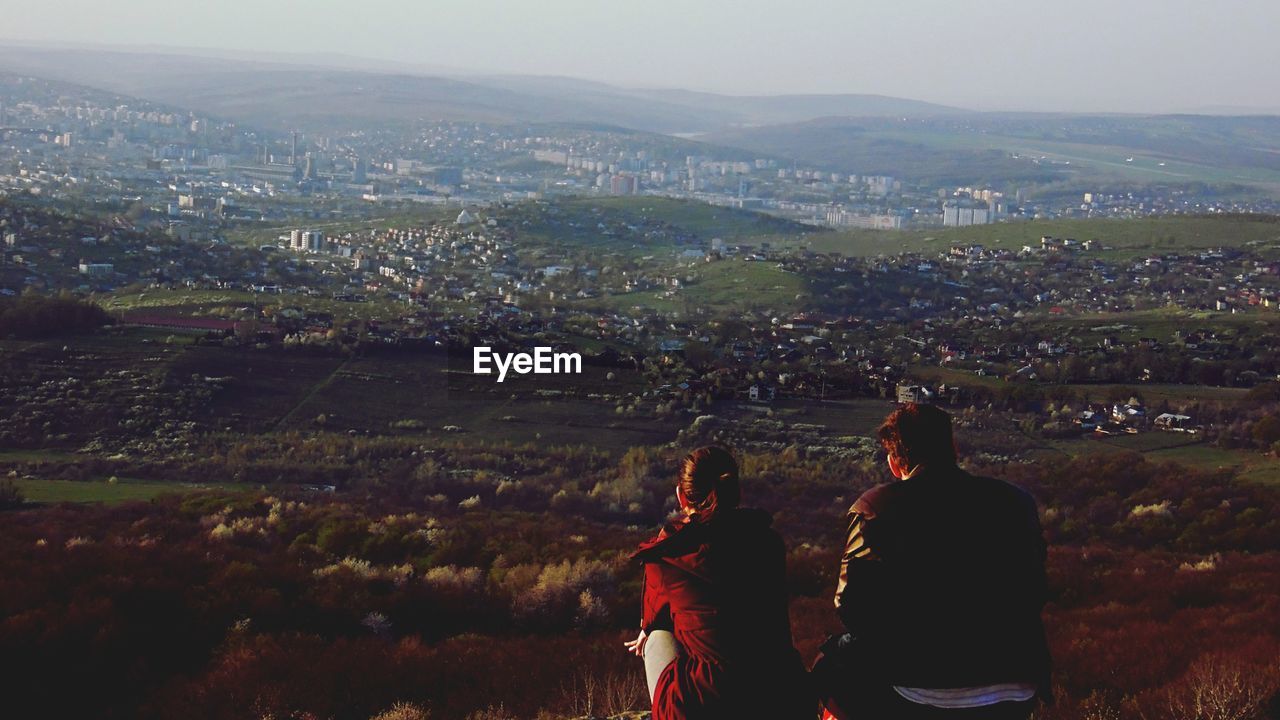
0, 479, 24, 509
423, 565, 484, 595
369, 703, 430, 720
1148, 650, 1280, 720
513, 558, 616, 629
0, 293, 111, 338
464, 705, 515, 720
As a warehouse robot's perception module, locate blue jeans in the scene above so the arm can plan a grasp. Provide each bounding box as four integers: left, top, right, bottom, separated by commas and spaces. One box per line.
811, 644, 1036, 720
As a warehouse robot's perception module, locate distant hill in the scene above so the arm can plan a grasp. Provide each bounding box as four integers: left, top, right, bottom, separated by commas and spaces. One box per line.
630, 87, 964, 124
6, 43, 1279, 193
0, 44, 968, 133
703, 114, 1280, 190
473, 75, 966, 126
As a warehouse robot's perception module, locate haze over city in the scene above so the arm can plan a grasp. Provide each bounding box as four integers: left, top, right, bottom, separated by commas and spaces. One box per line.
3, 0, 1280, 113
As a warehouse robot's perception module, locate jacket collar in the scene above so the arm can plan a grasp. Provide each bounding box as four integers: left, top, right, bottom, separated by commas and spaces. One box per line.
901, 463, 962, 484
632, 507, 772, 563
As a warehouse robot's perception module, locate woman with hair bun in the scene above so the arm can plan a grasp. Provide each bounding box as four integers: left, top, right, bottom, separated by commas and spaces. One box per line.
626, 446, 814, 720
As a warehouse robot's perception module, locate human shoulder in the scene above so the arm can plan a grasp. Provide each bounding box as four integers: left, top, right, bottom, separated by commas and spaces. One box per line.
850, 481, 900, 519
962, 470, 1040, 514
632, 516, 696, 561
720, 507, 781, 544
728, 506, 775, 528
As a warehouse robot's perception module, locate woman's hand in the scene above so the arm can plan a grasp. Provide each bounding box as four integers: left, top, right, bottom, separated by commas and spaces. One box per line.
623, 629, 648, 657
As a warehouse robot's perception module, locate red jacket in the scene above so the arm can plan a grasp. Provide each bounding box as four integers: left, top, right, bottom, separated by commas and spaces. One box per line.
634, 508, 814, 720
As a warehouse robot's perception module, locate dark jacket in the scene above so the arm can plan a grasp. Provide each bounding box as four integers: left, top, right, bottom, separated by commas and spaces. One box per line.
834, 466, 1051, 696
634, 507, 814, 720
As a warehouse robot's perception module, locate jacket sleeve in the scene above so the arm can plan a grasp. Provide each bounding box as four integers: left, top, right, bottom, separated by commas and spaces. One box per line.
1021, 491, 1053, 700
640, 561, 673, 633
833, 507, 884, 636
1028, 496, 1049, 608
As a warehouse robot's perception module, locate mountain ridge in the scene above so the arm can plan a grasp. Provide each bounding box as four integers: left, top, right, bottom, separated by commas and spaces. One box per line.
0, 43, 969, 133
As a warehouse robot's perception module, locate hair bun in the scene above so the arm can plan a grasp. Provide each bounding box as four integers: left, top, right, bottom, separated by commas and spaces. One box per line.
679, 446, 741, 522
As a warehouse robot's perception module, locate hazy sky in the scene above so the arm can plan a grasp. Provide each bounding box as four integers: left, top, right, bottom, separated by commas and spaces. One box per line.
3, 0, 1280, 112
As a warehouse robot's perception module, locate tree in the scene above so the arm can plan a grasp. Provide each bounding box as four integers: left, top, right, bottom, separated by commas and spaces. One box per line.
1251, 414, 1280, 448
0, 479, 23, 509
0, 294, 111, 339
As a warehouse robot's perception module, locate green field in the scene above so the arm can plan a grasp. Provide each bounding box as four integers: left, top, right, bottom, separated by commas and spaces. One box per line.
766, 397, 897, 436
1070, 383, 1247, 405
916, 364, 1251, 405
578, 257, 808, 314
1043, 435, 1280, 486
1029, 307, 1265, 341
1145, 444, 1280, 485
13, 478, 234, 504
870, 127, 1280, 188
96, 288, 416, 324
500, 195, 820, 258
0, 449, 87, 466
796, 216, 1280, 258
705, 115, 1280, 191
566, 196, 814, 240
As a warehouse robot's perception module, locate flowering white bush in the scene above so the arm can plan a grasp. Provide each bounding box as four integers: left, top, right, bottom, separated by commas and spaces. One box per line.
423, 565, 484, 594
512, 557, 617, 624
209, 516, 266, 541
1179, 554, 1220, 572
368, 702, 430, 720
314, 557, 376, 579
314, 558, 414, 584
1130, 500, 1173, 518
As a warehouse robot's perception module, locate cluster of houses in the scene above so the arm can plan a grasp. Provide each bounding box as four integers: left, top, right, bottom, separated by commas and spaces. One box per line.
7, 183, 1280, 444
1076, 404, 1199, 436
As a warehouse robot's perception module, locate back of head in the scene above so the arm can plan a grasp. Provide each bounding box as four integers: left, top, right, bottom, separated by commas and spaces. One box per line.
679, 446, 741, 521
877, 403, 958, 471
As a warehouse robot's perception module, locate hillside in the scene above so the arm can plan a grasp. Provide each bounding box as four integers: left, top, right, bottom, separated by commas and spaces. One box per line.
704, 114, 1280, 190
478, 75, 965, 124
791, 214, 1280, 258
0, 44, 968, 134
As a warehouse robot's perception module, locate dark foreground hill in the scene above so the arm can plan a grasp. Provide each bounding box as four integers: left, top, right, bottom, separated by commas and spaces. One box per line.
2, 432, 1278, 719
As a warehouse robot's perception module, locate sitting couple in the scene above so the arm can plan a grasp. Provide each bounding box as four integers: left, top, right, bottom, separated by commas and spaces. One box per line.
627, 403, 1051, 719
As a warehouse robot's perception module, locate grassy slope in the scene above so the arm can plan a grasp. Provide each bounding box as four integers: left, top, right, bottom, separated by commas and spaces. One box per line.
567, 196, 815, 240
509, 196, 819, 260
1026, 308, 1279, 349
795, 216, 1280, 258
14, 478, 233, 504
576, 257, 807, 314
871, 127, 1280, 188
98, 288, 414, 325
1042, 434, 1280, 486
706, 115, 1280, 190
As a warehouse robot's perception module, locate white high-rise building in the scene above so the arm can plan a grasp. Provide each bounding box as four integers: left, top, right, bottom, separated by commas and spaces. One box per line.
943, 204, 991, 227
289, 229, 325, 252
